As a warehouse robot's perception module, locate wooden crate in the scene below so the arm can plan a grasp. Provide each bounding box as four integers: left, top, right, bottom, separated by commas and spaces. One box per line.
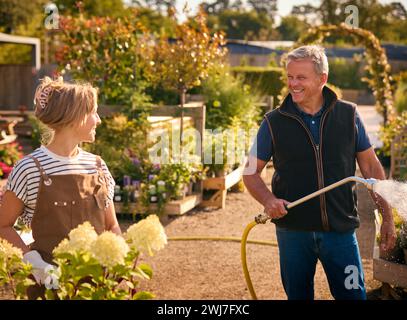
201, 165, 244, 209
373, 210, 407, 299
373, 250, 407, 288
115, 193, 202, 219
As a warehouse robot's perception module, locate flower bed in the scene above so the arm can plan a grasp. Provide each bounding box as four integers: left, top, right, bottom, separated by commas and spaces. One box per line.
0, 216, 167, 300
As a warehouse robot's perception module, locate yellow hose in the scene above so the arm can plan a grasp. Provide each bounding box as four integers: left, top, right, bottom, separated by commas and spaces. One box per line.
168, 235, 276, 246
241, 221, 260, 299
167, 215, 275, 300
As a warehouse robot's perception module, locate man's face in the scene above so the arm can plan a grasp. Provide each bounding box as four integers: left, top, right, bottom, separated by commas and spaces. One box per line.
286, 59, 327, 106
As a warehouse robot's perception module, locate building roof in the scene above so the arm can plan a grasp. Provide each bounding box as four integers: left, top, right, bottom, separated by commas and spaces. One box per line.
226, 40, 407, 61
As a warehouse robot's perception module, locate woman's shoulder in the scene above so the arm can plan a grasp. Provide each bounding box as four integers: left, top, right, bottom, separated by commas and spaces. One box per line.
77, 148, 108, 165
13, 148, 44, 168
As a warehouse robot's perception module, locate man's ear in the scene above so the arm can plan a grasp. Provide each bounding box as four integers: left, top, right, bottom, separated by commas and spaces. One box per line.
320, 73, 328, 86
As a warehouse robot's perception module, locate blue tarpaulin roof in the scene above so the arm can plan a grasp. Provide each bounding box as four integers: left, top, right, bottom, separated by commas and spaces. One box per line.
226, 41, 407, 61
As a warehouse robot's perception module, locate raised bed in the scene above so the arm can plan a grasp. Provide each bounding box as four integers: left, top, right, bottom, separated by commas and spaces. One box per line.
114, 193, 202, 219
373, 210, 407, 299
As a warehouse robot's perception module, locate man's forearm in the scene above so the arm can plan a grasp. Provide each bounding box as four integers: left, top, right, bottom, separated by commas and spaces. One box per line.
361, 161, 393, 221
243, 173, 275, 207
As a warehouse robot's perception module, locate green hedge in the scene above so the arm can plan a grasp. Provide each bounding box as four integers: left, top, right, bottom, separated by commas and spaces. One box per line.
327, 57, 368, 90
231, 66, 284, 97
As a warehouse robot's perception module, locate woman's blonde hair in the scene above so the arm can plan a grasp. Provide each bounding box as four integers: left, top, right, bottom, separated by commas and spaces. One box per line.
34, 77, 98, 130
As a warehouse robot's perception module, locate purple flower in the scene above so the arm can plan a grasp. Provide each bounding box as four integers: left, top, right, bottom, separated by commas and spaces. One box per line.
123, 175, 131, 186
153, 163, 161, 171
148, 174, 155, 181
132, 157, 141, 166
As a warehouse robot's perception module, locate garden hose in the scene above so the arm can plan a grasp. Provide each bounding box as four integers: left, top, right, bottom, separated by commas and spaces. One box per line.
241, 213, 273, 300
167, 176, 378, 300
167, 213, 276, 301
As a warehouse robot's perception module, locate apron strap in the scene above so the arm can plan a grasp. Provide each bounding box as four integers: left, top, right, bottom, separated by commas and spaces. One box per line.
28, 155, 52, 186
95, 156, 108, 186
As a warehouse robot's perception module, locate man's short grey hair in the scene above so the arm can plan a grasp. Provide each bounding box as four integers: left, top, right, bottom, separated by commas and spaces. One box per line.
286, 45, 329, 75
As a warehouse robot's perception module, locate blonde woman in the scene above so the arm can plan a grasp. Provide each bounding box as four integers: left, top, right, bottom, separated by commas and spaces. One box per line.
0, 77, 121, 297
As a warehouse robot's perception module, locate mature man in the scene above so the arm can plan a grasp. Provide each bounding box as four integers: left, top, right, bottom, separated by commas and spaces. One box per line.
243, 45, 396, 300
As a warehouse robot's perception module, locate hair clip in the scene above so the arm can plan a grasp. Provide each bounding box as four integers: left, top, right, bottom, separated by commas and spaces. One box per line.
38, 86, 52, 109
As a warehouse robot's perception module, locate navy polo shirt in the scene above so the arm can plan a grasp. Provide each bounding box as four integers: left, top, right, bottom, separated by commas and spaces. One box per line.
250, 102, 372, 162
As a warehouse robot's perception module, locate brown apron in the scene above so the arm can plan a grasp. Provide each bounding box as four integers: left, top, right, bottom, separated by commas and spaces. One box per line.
26, 155, 109, 299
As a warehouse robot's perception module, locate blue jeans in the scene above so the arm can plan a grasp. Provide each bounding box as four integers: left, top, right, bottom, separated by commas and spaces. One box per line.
275, 227, 367, 300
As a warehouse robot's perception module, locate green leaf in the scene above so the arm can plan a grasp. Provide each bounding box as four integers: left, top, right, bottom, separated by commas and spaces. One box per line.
138, 263, 153, 279
132, 291, 155, 300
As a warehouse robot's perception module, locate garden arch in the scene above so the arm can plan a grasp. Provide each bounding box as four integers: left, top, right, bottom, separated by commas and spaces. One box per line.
294, 23, 394, 125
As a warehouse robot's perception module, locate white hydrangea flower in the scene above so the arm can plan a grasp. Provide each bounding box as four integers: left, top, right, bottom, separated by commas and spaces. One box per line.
0, 238, 23, 260
67, 222, 98, 252
53, 239, 71, 255
52, 222, 98, 255
90, 232, 129, 268
124, 215, 167, 256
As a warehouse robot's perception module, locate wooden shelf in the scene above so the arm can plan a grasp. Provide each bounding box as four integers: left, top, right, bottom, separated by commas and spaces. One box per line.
201, 166, 244, 209
114, 193, 202, 217
203, 165, 244, 191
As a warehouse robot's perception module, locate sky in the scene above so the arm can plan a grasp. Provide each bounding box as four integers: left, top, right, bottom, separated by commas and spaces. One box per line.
175, 0, 407, 22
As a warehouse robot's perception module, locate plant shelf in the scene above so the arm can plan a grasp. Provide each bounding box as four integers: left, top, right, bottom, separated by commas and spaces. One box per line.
114, 193, 202, 218
201, 165, 244, 209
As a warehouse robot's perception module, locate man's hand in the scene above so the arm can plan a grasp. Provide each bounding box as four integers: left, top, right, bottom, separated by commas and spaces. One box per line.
380, 219, 397, 252
264, 197, 290, 219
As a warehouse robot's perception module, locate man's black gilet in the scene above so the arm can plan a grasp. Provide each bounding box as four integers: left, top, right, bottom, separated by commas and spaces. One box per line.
265, 86, 358, 232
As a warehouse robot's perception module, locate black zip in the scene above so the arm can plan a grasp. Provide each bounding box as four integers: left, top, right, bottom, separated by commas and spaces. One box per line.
279, 106, 334, 231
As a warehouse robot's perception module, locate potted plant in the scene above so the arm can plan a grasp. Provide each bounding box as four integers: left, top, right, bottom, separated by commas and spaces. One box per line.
399, 222, 407, 264
377, 209, 406, 263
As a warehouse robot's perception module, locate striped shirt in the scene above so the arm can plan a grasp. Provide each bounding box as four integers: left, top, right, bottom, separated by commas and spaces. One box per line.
6, 146, 115, 227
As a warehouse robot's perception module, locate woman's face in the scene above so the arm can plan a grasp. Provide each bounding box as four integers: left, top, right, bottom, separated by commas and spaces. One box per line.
75, 100, 101, 143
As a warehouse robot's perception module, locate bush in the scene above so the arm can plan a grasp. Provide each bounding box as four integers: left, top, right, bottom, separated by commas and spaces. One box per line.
394, 80, 407, 114
231, 66, 284, 97
57, 13, 148, 106
83, 114, 152, 183
327, 57, 368, 90
1, 217, 167, 300
200, 67, 260, 174
379, 110, 407, 157
202, 67, 261, 131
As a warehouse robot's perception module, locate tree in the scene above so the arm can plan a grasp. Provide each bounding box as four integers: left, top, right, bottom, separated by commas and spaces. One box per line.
130, 7, 177, 37
130, 0, 176, 15
208, 9, 276, 40
56, 12, 148, 105
247, 0, 277, 17
291, 0, 407, 43
291, 3, 318, 24
277, 16, 310, 40
0, 0, 46, 33
201, 0, 233, 14
54, 0, 126, 17
143, 9, 227, 148
390, 2, 407, 20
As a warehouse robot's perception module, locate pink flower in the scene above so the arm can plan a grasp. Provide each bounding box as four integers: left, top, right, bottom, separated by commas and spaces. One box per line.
0, 162, 12, 178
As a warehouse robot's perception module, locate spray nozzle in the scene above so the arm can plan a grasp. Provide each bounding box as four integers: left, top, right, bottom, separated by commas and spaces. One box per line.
360, 177, 377, 192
